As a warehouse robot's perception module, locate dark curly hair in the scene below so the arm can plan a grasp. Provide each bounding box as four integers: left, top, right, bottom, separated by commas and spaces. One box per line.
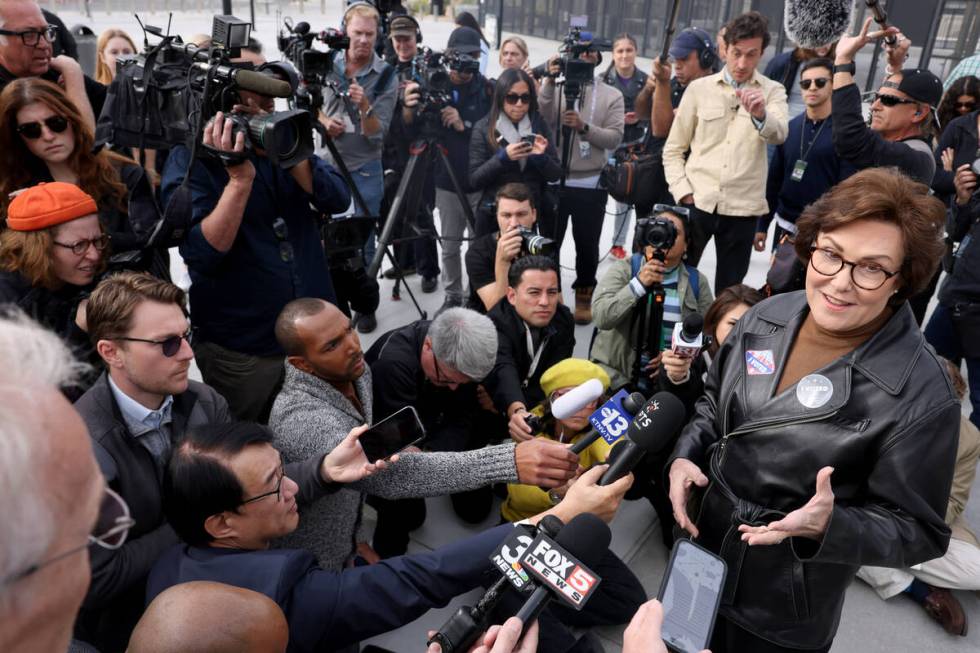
937, 75, 980, 137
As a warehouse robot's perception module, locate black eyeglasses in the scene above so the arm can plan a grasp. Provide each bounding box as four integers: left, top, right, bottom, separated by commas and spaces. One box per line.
799, 78, 829, 90
955, 101, 976, 110
504, 92, 532, 105
16, 115, 69, 139
0, 25, 57, 47
241, 463, 285, 505
808, 245, 899, 290
2, 487, 134, 586
114, 328, 194, 357
52, 234, 110, 256
872, 92, 919, 108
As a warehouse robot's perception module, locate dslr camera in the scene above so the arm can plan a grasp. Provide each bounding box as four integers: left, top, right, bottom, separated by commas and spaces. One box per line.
99, 15, 313, 168
635, 217, 677, 262
518, 226, 557, 257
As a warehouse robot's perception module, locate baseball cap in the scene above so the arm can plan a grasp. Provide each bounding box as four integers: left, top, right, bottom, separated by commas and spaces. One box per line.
6, 182, 98, 232
390, 15, 419, 39
669, 27, 715, 62
895, 68, 943, 109
447, 26, 482, 55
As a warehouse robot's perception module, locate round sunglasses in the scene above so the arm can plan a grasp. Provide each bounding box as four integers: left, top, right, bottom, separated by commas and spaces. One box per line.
799, 78, 829, 90
114, 328, 194, 357
16, 115, 69, 139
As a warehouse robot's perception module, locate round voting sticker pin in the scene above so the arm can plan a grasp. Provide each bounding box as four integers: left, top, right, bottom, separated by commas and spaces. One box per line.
796, 374, 833, 409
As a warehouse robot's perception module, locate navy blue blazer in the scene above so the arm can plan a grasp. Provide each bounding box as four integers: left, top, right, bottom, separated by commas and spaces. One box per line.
146, 523, 513, 653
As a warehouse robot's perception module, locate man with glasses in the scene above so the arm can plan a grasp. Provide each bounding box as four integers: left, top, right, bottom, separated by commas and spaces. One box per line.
755, 58, 857, 255
148, 421, 629, 653
832, 17, 941, 185
0, 310, 129, 653
0, 0, 104, 132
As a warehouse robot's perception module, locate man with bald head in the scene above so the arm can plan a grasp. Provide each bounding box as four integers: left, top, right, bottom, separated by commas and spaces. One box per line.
270, 298, 580, 569
0, 0, 104, 131
0, 311, 110, 653
127, 582, 288, 653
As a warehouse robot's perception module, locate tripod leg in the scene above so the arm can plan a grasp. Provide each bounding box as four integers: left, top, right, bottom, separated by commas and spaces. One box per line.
367, 146, 432, 280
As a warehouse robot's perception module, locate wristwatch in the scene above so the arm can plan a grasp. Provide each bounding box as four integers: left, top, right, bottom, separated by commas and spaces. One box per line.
833, 62, 856, 75
361, 104, 375, 118
548, 489, 563, 505
578, 123, 590, 136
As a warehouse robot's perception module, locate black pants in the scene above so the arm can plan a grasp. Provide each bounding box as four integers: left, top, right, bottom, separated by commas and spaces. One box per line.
491, 548, 647, 653
687, 206, 758, 295
540, 186, 608, 289
709, 616, 832, 653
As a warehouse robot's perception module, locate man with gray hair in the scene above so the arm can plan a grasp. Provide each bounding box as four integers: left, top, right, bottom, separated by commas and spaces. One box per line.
363, 307, 570, 556
0, 310, 117, 653
270, 300, 579, 568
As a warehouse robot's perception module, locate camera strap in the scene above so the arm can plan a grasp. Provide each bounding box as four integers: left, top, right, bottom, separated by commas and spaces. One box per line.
524, 324, 548, 388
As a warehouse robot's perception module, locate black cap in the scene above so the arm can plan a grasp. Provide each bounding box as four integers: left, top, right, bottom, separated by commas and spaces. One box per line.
389, 15, 419, 38
447, 26, 481, 55
896, 68, 943, 108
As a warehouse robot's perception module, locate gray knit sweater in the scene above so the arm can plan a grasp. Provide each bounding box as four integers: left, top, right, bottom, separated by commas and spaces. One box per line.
269, 363, 520, 570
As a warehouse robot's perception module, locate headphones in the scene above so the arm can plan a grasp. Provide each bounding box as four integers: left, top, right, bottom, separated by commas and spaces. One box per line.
391, 14, 422, 44
680, 27, 717, 71
342, 1, 381, 31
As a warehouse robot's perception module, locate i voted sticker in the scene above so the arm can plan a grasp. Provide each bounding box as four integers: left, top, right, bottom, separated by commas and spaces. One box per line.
796, 374, 833, 409
745, 350, 775, 375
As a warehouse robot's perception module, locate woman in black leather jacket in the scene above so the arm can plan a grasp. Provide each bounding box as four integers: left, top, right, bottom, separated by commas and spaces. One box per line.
469, 68, 560, 236
667, 168, 960, 652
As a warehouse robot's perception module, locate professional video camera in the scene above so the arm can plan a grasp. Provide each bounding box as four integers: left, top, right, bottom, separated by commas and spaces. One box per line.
98, 15, 313, 168
402, 48, 479, 117
518, 226, 557, 257
531, 17, 612, 100
635, 217, 677, 261
277, 18, 349, 113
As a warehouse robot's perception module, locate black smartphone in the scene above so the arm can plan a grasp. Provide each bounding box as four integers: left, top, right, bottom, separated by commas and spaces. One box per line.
359, 406, 426, 463
657, 539, 727, 653
521, 134, 536, 147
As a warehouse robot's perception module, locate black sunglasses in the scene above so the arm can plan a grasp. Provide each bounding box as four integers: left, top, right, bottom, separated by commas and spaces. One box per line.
873, 92, 919, 108
114, 328, 194, 357
504, 92, 532, 105
799, 78, 829, 90
16, 115, 69, 139
955, 101, 976, 110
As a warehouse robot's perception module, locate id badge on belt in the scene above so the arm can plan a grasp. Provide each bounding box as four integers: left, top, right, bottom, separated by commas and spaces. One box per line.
791, 159, 808, 182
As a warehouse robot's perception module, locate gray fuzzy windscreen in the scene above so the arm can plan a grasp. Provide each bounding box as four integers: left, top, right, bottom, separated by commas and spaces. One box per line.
784, 0, 855, 49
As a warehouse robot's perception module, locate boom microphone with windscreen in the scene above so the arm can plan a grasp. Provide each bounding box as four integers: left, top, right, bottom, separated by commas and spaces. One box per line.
599, 392, 686, 485
552, 378, 605, 420
783, 0, 855, 49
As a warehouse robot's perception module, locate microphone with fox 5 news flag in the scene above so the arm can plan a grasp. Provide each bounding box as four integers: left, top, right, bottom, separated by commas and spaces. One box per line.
514, 513, 611, 632
426, 516, 564, 653
600, 392, 686, 485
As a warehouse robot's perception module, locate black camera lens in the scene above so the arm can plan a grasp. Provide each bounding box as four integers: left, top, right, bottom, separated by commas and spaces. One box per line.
637, 217, 678, 252
518, 227, 557, 257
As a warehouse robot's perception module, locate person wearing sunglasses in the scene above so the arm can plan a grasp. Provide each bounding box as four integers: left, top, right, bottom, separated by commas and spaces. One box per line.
0, 182, 105, 392
755, 58, 857, 257
832, 17, 941, 186
930, 75, 980, 209
469, 67, 560, 238
763, 41, 836, 119
0, 0, 104, 133
667, 168, 959, 652
149, 420, 630, 653
0, 78, 171, 280
0, 310, 118, 653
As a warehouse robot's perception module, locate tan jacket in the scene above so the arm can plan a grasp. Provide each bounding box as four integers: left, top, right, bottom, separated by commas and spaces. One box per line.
663, 68, 788, 216
539, 78, 625, 180
948, 414, 980, 547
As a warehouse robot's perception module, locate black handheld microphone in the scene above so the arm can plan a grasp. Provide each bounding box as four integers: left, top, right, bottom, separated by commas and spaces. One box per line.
427, 516, 564, 653
599, 392, 687, 485
514, 513, 610, 631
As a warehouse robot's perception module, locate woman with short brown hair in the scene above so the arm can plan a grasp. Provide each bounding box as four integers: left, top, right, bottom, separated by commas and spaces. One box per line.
667, 167, 959, 651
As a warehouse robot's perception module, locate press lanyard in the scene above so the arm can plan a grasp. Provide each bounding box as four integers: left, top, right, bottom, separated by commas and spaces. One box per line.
524, 324, 546, 388
799, 117, 828, 162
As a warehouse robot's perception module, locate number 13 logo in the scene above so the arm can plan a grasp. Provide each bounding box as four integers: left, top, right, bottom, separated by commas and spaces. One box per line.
600, 407, 628, 438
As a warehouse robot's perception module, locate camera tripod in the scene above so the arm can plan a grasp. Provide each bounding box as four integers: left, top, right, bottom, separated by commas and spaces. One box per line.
367, 116, 478, 321
630, 255, 666, 392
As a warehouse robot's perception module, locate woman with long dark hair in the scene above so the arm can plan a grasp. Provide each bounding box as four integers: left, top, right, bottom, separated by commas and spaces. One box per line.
932, 75, 980, 204
469, 68, 560, 236
0, 78, 168, 279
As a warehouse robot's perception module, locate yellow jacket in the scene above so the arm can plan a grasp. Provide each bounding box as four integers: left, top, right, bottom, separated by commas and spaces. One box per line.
501, 431, 615, 522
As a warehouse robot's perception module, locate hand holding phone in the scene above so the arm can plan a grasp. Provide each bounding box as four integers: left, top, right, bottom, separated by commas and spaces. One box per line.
657, 540, 726, 653
359, 406, 427, 463
521, 134, 537, 148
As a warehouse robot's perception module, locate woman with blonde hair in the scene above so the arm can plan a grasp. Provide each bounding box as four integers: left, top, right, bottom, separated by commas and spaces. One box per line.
95, 28, 137, 85
0, 78, 168, 278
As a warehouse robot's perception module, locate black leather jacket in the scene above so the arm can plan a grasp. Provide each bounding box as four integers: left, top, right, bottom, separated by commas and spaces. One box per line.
670, 291, 959, 649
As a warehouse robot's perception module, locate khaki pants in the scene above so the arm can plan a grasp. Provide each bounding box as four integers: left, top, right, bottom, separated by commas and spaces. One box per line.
194, 340, 285, 423
857, 537, 980, 599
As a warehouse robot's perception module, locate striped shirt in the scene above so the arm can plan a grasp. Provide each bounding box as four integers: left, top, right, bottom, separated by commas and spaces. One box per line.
660, 266, 681, 351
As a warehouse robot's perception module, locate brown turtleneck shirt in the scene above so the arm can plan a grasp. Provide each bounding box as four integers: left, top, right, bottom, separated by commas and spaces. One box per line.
776, 307, 894, 395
